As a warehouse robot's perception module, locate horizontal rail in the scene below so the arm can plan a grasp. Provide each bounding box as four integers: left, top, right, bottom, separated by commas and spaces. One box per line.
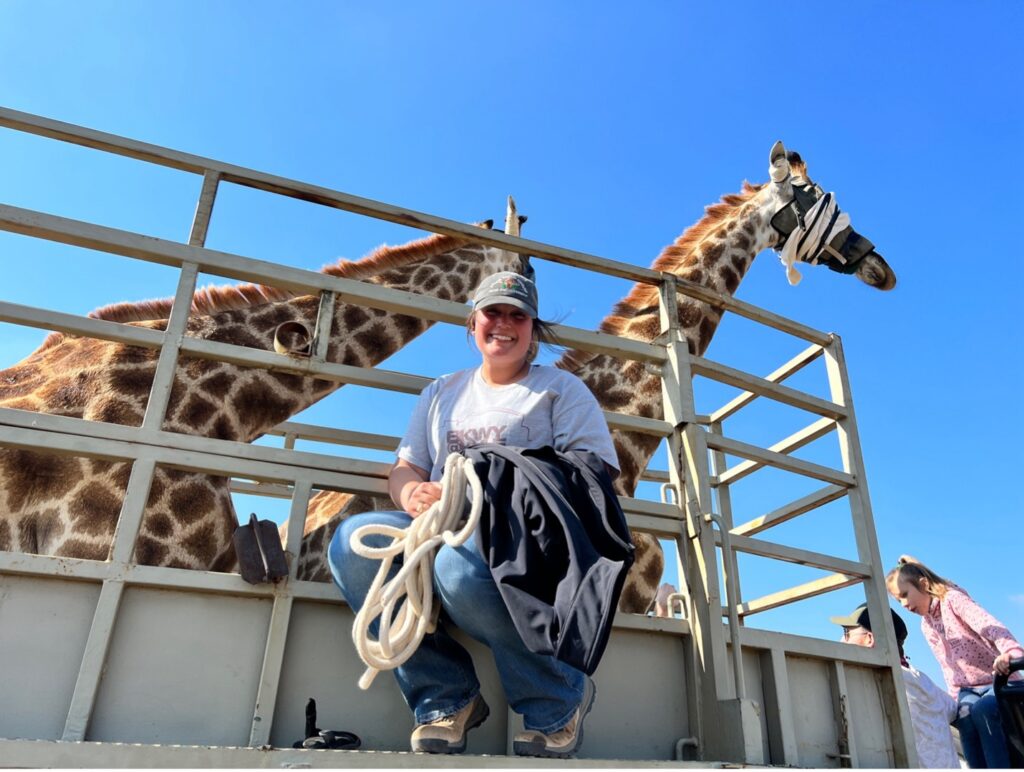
736, 626, 892, 668
706, 433, 856, 488
708, 343, 826, 424
735, 572, 863, 618
0, 107, 833, 346
715, 417, 837, 487
0, 551, 690, 640
0, 203, 667, 364
714, 531, 871, 578
691, 355, 846, 420
0, 408, 392, 493
268, 422, 400, 452
732, 484, 848, 537
0, 300, 165, 348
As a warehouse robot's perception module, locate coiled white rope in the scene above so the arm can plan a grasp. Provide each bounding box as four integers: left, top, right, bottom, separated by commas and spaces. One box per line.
349, 453, 483, 690
778, 192, 850, 286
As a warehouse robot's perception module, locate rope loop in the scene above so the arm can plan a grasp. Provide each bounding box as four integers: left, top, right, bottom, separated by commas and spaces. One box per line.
349, 453, 483, 689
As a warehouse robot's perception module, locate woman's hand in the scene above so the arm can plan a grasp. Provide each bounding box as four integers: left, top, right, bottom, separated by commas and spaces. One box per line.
404, 481, 442, 517
994, 651, 1014, 675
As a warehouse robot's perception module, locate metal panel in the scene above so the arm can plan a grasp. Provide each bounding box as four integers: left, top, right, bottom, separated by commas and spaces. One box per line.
786, 655, 842, 768
0, 575, 100, 741
87, 587, 272, 746
844, 664, 898, 769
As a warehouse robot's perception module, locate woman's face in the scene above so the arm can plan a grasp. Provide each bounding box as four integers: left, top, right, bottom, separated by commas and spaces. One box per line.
473, 304, 533, 366
891, 575, 931, 616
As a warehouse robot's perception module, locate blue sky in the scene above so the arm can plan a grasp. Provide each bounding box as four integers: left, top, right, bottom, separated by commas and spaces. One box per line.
1, 2, 1021, 690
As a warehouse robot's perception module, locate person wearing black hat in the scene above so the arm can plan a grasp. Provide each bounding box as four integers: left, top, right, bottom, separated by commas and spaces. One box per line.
831, 603, 959, 768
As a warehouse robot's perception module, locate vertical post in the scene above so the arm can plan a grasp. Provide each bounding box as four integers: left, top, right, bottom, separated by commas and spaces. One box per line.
62, 454, 158, 741
708, 419, 744, 615
248, 477, 313, 747
824, 334, 916, 768
829, 660, 859, 768
142, 169, 220, 432
657, 276, 738, 759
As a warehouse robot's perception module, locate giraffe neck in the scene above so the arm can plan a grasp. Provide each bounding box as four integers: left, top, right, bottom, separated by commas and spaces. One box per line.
561, 182, 780, 494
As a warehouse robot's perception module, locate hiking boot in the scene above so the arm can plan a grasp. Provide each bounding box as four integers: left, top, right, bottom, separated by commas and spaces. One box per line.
410, 694, 490, 754
513, 677, 596, 758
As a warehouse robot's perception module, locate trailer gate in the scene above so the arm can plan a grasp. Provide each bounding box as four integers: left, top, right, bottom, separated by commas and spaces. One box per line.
0, 107, 916, 767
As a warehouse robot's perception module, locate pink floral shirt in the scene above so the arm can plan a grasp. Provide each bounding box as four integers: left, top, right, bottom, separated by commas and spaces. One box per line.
921, 587, 1023, 696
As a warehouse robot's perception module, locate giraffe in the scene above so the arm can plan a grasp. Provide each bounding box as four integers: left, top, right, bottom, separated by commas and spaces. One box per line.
284, 142, 896, 614
0, 224, 529, 570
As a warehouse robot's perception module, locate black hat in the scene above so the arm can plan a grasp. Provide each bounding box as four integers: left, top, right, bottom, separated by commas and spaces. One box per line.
829, 603, 908, 645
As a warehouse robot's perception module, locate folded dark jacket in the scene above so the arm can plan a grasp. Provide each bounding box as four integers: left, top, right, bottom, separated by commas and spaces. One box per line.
463, 444, 635, 675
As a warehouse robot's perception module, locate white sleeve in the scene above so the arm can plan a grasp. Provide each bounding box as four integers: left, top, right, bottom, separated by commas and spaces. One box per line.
396, 380, 439, 473
551, 373, 619, 473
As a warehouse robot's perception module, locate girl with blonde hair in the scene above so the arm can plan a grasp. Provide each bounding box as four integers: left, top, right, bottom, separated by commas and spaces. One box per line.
887, 555, 1023, 768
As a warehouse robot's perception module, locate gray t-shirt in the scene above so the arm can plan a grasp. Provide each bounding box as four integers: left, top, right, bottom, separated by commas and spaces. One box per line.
397, 365, 619, 482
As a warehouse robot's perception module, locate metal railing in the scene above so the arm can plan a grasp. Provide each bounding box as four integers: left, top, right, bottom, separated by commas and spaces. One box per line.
0, 107, 913, 765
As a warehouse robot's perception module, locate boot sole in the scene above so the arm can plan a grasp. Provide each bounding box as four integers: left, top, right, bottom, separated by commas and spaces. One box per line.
411, 699, 490, 754
513, 677, 596, 759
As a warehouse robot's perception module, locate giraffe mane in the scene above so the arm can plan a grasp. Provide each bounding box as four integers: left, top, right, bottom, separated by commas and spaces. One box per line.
33, 230, 480, 353
556, 182, 763, 372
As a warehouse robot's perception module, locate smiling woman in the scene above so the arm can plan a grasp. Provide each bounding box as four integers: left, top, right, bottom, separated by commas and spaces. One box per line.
326, 270, 626, 758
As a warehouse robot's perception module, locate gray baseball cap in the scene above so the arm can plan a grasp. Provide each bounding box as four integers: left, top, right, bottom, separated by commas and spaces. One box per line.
471, 271, 538, 318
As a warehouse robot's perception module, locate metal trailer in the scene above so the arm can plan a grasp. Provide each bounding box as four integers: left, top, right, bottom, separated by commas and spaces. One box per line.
0, 108, 917, 767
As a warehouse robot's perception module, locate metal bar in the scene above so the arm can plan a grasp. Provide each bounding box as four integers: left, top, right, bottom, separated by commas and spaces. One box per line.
268, 422, 400, 451
708, 343, 825, 424
705, 433, 856, 488
736, 627, 892, 668
704, 513, 746, 699
230, 480, 295, 499
718, 532, 870, 577
0, 203, 665, 363
823, 335, 917, 767
691, 355, 847, 420
311, 290, 336, 363
247, 477, 313, 747
736, 573, 863, 617
109, 456, 158, 565
0, 418, 391, 497
657, 274, 738, 753
764, 648, 800, 765
0, 299, 164, 347
829, 661, 859, 768
1, 108, 835, 348
714, 416, 837, 488
708, 419, 744, 628
188, 170, 221, 247
61, 580, 126, 741
141, 262, 198, 431
732, 484, 848, 537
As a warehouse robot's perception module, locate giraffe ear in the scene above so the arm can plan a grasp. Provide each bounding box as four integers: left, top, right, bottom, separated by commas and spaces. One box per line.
769, 141, 790, 183
273, 321, 312, 357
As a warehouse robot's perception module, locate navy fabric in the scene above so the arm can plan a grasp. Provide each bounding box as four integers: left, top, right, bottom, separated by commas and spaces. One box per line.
464, 444, 635, 675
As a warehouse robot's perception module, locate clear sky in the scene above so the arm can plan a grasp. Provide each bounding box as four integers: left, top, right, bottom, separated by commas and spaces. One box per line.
1, 2, 1021, 692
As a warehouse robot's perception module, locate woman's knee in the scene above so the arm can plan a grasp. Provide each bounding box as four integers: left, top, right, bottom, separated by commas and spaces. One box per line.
327, 511, 409, 590
434, 544, 501, 620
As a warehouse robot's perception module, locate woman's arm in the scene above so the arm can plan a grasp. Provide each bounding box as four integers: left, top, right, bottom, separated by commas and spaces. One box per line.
389, 458, 442, 518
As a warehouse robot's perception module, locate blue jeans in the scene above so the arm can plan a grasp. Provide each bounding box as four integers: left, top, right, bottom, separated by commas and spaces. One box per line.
328, 510, 585, 733
955, 685, 1009, 768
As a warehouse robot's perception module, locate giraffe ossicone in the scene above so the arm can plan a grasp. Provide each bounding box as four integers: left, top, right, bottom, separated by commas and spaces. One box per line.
0, 220, 528, 569
287, 142, 896, 614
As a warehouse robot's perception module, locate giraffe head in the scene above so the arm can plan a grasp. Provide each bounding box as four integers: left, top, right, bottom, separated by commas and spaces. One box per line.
765, 141, 896, 291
